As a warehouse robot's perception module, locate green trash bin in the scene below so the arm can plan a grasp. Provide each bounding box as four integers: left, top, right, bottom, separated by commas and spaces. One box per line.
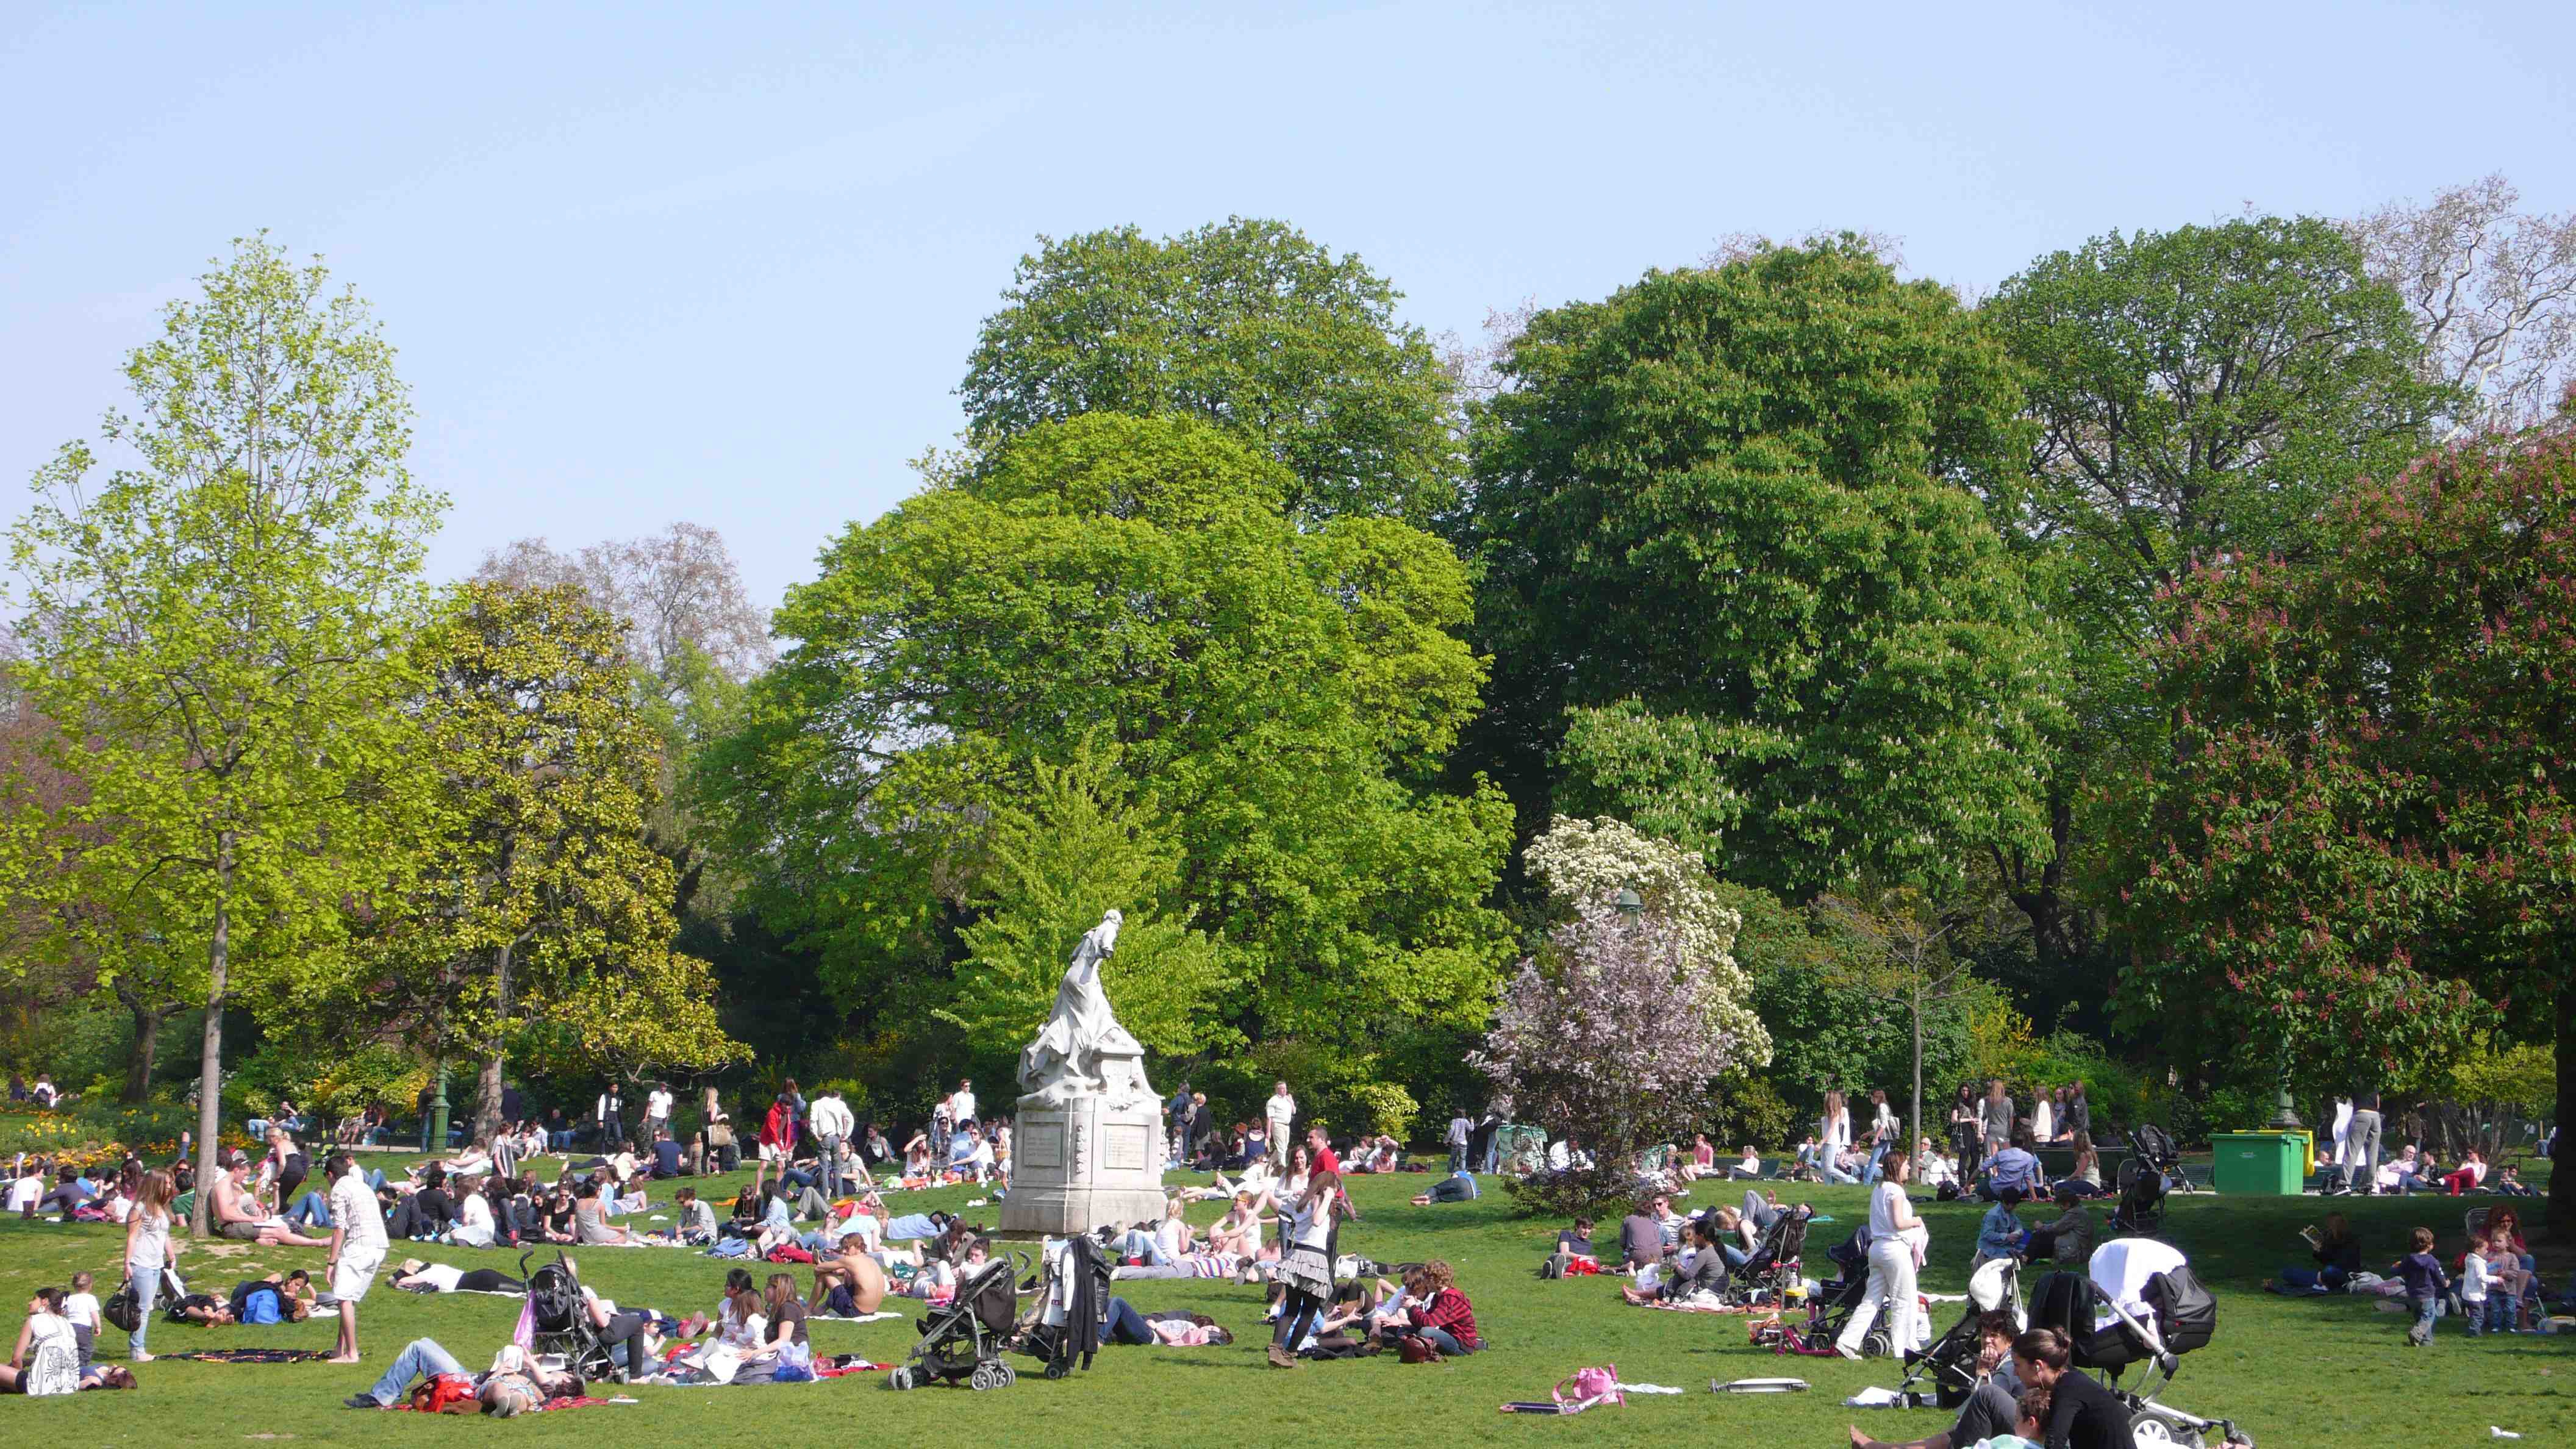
2210, 1131, 2306, 1195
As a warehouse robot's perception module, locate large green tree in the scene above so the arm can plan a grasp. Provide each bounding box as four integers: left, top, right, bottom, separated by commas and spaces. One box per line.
355, 581, 742, 1141
959, 218, 1462, 526
701, 413, 1513, 1074
1983, 218, 2454, 972
2104, 430, 2576, 1226
4, 237, 441, 1226
1461, 237, 2060, 895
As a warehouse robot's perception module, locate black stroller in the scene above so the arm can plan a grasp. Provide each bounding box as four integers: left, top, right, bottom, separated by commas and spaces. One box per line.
2111, 1123, 2194, 1235
1897, 1254, 2024, 1409
1763, 1224, 1890, 1358
1017, 1234, 1116, 1380
2027, 1239, 2242, 1448
520, 1251, 614, 1382
1721, 1201, 1811, 1308
887, 1251, 1030, 1392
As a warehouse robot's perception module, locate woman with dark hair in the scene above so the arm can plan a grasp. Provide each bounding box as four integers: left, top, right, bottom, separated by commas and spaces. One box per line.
0, 1289, 82, 1395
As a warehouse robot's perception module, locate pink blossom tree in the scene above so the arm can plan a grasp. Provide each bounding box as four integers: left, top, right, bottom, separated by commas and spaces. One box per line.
1470, 893, 1756, 1213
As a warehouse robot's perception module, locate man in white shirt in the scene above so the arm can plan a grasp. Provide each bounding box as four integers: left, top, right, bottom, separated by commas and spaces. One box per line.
320, 1151, 387, 1364
1444, 1112, 1473, 1172
950, 1079, 977, 1131
1265, 1082, 1297, 1163
809, 1090, 857, 1195
643, 1082, 674, 1143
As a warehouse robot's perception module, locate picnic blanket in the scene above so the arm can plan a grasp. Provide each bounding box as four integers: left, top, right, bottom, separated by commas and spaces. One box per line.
163, 1348, 333, 1363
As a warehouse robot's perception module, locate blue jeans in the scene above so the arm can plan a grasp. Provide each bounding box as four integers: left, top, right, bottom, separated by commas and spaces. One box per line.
549, 1130, 575, 1151
1414, 1326, 1471, 1356
2278, 1265, 2347, 1294
284, 1190, 333, 1229
1115, 1229, 1167, 1265
2410, 1295, 2439, 1339
126, 1258, 156, 1354
2472, 1295, 2509, 1334
1103, 1297, 1155, 1345
367, 1338, 464, 1405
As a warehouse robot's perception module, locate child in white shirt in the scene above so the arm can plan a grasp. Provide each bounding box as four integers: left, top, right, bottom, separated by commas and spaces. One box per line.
2463, 1242, 2494, 1335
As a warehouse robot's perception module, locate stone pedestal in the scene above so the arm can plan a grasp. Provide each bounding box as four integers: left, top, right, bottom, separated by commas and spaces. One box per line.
1000, 1091, 1167, 1237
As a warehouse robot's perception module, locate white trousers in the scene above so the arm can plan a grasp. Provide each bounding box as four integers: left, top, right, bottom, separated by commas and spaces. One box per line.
1837, 1236, 1919, 1357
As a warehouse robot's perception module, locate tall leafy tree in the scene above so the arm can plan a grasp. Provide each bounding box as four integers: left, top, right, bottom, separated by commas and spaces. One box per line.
2103, 431, 2576, 1226
363, 580, 742, 1140
1462, 237, 2059, 895
4, 237, 440, 1226
1983, 218, 2453, 971
960, 218, 1462, 526
936, 748, 1231, 1081
701, 413, 1513, 1068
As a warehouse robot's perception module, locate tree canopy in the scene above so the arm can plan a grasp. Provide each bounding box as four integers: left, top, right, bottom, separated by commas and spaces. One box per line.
960, 218, 1462, 526
701, 412, 1514, 1082
1462, 237, 2061, 894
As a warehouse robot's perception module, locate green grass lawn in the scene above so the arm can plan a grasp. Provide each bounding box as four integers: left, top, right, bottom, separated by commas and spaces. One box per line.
2, 1157, 2571, 1446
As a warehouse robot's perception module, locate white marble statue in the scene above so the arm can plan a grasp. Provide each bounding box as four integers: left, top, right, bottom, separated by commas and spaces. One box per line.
1018, 909, 1152, 1107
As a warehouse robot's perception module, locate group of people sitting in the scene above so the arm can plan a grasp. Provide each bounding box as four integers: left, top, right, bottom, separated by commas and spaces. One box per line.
2, 1286, 138, 1396
2267, 1206, 2571, 1342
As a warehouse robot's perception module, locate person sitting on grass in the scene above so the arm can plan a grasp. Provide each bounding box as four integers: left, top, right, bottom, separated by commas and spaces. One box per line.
1620, 1217, 1730, 1305
2025, 1184, 2097, 1267
1972, 1189, 2028, 1270
1848, 1311, 2023, 1449
811, 1231, 889, 1317
1209, 1193, 1265, 1256
572, 1179, 635, 1245
1732, 1143, 1765, 1180
1558, 1217, 1598, 1259
0, 1289, 84, 1396
2491, 1162, 2536, 1197
1384, 1260, 1479, 1356
208, 1154, 281, 1241
2266, 1211, 2362, 1295
343, 1339, 582, 1413
1981, 1128, 2042, 1203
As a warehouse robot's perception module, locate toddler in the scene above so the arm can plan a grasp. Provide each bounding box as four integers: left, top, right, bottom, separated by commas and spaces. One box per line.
2395, 1226, 2449, 1346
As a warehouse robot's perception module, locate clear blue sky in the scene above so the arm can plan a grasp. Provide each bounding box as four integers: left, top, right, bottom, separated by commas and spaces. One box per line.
7, 1, 2571, 611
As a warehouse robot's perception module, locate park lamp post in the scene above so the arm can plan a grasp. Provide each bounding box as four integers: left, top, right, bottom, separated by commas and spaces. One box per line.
1614, 887, 1644, 923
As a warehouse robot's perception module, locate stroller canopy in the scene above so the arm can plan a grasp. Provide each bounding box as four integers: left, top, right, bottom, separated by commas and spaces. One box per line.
1967, 1254, 2018, 1313
2089, 1238, 2184, 1330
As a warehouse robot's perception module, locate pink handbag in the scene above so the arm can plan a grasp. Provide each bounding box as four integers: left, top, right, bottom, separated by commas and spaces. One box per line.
1553, 1365, 1624, 1409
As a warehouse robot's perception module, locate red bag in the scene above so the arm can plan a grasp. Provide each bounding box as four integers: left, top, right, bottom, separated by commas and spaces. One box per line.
767, 1244, 816, 1264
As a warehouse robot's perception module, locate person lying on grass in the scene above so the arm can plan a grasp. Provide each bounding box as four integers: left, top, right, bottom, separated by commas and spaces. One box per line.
390, 1260, 526, 1295
343, 1338, 583, 1414
229, 1271, 315, 1322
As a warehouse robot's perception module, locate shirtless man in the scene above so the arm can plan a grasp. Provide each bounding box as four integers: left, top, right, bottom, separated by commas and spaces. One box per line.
209, 1154, 280, 1241
811, 1231, 888, 1317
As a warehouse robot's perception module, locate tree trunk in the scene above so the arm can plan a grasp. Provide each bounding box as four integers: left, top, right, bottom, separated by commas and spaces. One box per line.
122, 1001, 164, 1105
1909, 971, 1925, 1170
472, 940, 515, 1145
1998, 796, 2086, 975
190, 835, 233, 1236
2550, 978, 2575, 1235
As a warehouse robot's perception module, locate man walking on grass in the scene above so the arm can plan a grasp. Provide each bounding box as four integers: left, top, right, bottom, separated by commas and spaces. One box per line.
320, 1151, 386, 1365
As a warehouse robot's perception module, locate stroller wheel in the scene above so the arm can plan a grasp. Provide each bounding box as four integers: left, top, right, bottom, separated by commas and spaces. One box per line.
887, 1367, 915, 1392
969, 1362, 1001, 1391
1043, 1359, 1070, 1380
2130, 1412, 2189, 1445
996, 1362, 1018, 1387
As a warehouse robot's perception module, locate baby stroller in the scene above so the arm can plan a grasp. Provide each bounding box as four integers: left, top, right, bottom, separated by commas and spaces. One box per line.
1897, 1254, 2024, 1409
1762, 1225, 1891, 1358
1017, 1234, 1115, 1380
1722, 1200, 1811, 1308
887, 1250, 1030, 1392
520, 1251, 614, 1382
2027, 1238, 2241, 1447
